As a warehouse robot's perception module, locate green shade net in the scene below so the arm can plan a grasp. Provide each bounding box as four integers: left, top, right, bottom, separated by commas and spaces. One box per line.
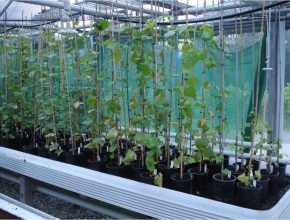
0, 29, 265, 141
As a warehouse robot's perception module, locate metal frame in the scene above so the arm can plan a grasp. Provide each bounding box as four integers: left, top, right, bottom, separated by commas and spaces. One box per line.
1, 146, 290, 219
0, 193, 58, 220
268, 18, 286, 143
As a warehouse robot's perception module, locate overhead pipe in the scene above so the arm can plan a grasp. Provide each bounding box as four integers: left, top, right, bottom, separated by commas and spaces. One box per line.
86, 0, 163, 16
178, 2, 253, 16
13, 0, 127, 19
117, 0, 290, 25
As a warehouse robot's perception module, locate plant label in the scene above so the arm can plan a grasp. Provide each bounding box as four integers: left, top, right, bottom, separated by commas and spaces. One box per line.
159, 155, 163, 161
253, 180, 257, 188
81, 133, 86, 142
170, 149, 173, 156
134, 154, 137, 160
119, 156, 123, 166
106, 146, 109, 152
236, 164, 239, 171
243, 159, 247, 165
204, 164, 207, 173
170, 160, 174, 168
270, 165, 273, 173
121, 142, 124, 149
250, 170, 254, 180
77, 147, 80, 155
228, 171, 232, 179
97, 155, 101, 162
80, 143, 83, 148
36, 143, 39, 148
153, 169, 157, 176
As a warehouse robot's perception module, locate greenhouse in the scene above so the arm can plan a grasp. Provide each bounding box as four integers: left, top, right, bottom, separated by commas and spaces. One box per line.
0, 0, 290, 219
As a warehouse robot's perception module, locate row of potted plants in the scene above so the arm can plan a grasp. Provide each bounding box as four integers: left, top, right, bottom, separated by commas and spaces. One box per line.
0, 19, 286, 209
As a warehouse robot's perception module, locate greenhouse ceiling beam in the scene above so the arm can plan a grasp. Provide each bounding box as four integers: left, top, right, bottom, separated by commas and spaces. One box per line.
13, 0, 126, 19
85, 0, 163, 16
142, 0, 187, 11
178, 3, 253, 16
117, 0, 289, 25
0, 0, 13, 18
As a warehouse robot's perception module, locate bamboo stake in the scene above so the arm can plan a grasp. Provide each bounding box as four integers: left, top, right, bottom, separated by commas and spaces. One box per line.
219, 0, 225, 175
240, 2, 246, 169
234, 0, 239, 172
249, 4, 266, 172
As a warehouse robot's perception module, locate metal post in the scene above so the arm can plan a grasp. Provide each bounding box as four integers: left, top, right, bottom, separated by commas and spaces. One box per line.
0, 0, 13, 17
277, 20, 285, 143
268, 19, 286, 144
19, 176, 34, 205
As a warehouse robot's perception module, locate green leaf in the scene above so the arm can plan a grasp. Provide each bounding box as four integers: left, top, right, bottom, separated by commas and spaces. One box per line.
83, 120, 93, 126
177, 26, 187, 34
184, 77, 198, 98
145, 151, 156, 172
164, 30, 176, 38
255, 170, 261, 180
200, 25, 214, 40
222, 168, 231, 176
73, 101, 82, 109
192, 151, 201, 162
122, 149, 136, 166
154, 173, 163, 187
237, 173, 250, 187
184, 155, 196, 164
195, 138, 208, 151
114, 47, 121, 62
174, 157, 181, 168
140, 64, 151, 76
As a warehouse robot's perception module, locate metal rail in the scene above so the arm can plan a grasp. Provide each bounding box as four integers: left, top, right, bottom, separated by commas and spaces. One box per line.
1, 147, 290, 219
0, 193, 57, 220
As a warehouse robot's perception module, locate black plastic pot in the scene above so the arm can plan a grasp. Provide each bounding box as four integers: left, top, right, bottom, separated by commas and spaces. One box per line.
158, 164, 178, 189
37, 146, 49, 158
273, 163, 286, 185
237, 182, 262, 209
257, 176, 270, 199
246, 158, 260, 171
184, 162, 199, 172
206, 161, 220, 183
65, 152, 84, 166
171, 173, 193, 194
48, 150, 64, 161
187, 167, 208, 193
22, 145, 38, 155
106, 162, 125, 177
140, 172, 156, 185
213, 173, 236, 202
122, 165, 134, 179
223, 155, 230, 168
82, 148, 94, 161
87, 159, 107, 172
228, 165, 246, 178
132, 163, 147, 181
7, 138, 24, 151
268, 170, 280, 195
0, 138, 9, 148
